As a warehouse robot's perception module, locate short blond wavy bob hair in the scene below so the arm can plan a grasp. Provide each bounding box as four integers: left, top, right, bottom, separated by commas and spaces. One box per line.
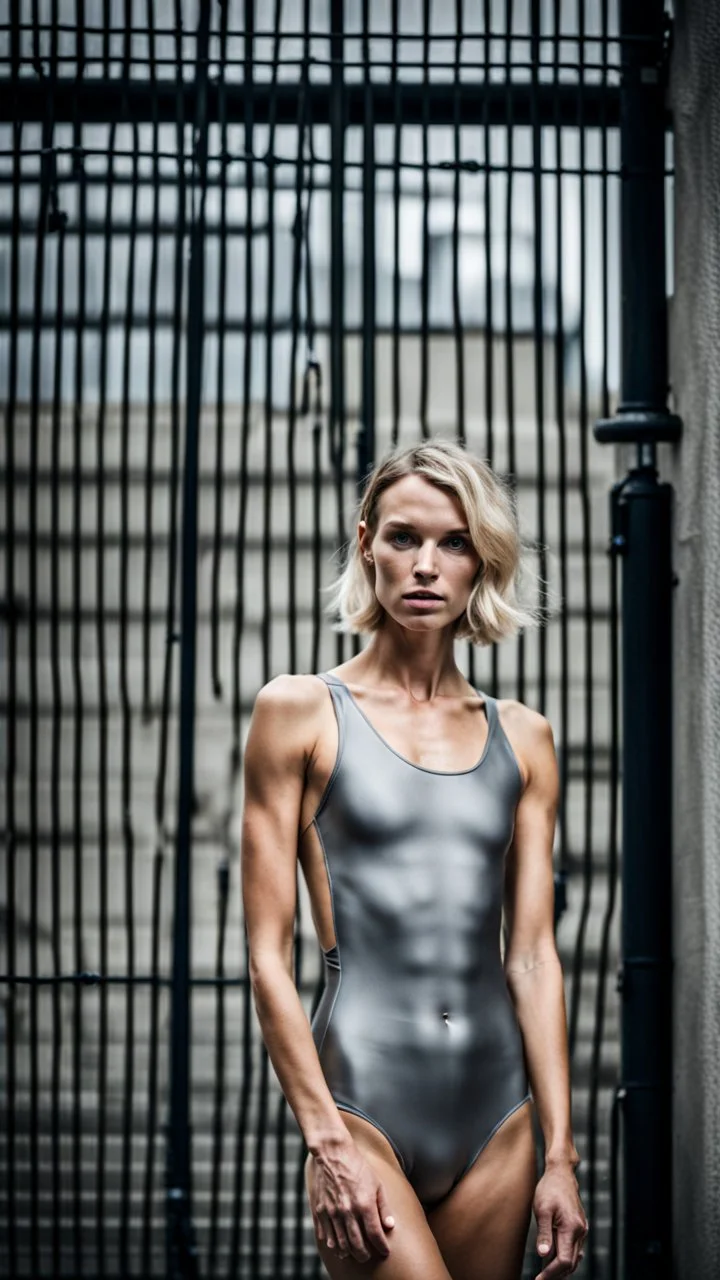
324, 438, 547, 647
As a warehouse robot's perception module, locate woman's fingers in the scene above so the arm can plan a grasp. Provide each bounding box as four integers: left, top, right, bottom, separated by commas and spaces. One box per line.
342, 1211, 372, 1263
316, 1209, 339, 1255
376, 1179, 396, 1233
536, 1221, 588, 1278
360, 1199, 392, 1258
329, 1211, 354, 1260
308, 1144, 395, 1264
329, 1200, 391, 1264
573, 1217, 589, 1270
535, 1227, 574, 1278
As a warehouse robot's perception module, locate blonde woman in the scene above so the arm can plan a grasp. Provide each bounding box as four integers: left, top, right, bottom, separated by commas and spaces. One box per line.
242, 440, 588, 1279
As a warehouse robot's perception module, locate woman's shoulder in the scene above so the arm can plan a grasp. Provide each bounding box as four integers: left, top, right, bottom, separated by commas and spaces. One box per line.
246, 674, 330, 771
495, 697, 556, 788
496, 696, 552, 736
252, 672, 329, 719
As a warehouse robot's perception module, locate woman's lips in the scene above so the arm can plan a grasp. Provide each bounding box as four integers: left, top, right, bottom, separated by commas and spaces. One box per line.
402, 594, 443, 608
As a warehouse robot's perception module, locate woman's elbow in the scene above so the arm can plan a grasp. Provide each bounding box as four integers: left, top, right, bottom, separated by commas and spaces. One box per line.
248, 939, 294, 996
503, 939, 562, 988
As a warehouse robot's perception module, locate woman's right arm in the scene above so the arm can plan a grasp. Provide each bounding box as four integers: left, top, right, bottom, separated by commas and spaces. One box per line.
241, 675, 395, 1264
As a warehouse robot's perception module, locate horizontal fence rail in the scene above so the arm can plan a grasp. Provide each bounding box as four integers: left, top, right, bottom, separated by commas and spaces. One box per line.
0, 1, 663, 1276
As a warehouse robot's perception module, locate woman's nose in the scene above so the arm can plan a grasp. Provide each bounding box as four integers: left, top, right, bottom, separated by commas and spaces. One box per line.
413, 543, 439, 577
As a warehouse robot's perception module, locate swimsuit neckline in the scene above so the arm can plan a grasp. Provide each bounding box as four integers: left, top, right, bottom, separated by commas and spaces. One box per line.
325, 674, 496, 777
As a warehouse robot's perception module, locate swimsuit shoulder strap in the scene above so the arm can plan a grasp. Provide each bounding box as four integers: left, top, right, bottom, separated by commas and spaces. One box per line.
476, 688, 497, 727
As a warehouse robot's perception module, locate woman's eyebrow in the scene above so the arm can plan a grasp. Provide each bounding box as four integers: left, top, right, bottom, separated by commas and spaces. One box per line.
383, 519, 471, 535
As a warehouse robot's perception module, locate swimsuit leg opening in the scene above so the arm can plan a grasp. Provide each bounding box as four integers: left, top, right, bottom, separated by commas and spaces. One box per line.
453, 1093, 533, 1189
335, 1103, 408, 1175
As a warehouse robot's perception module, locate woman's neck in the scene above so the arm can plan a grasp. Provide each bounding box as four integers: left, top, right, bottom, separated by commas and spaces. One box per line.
344, 623, 468, 702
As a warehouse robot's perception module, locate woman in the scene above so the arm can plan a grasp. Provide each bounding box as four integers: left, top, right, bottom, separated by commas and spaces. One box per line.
242, 440, 588, 1279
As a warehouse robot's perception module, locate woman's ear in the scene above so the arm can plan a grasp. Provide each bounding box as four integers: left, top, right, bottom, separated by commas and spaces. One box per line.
357, 520, 371, 561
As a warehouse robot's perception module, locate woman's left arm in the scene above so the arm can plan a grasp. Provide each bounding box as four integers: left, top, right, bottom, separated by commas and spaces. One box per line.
502, 705, 589, 1280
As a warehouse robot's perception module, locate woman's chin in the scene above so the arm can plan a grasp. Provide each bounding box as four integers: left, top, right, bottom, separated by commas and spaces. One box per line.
394, 613, 452, 633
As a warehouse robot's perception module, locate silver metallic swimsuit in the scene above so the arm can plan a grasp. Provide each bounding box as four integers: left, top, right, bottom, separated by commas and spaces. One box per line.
310, 673, 531, 1206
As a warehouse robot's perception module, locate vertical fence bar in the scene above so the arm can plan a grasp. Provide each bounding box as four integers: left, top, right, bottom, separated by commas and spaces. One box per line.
529, 0, 548, 717
208, 855, 229, 1279
574, 0, 598, 1060
285, 15, 309, 683
391, 0, 401, 447
49, 138, 64, 1280
419, 0, 430, 442
207, 12, 232, 1272
252, 7, 284, 1267
141, 7, 166, 1272
28, 92, 53, 1280
302, 104, 325, 1248
302, 83, 323, 673
142, 6, 161, 724
228, 4, 256, 1270
503, 0, 516, 488
166, 5, 211, 1277
586, 11, 619, 1272
3, 26, 20, 1274
575, 0, 600, 1254
452, 0, 464, 448
118, 106, 139, 1280
587, 472, 622, 1280
151, 7, 188, 1267
594, 2, 681, 1276
551, 0, 570, 891
482, 0, 494, 468
329, 0, 348, 670
359, 0, 375, 481
505, 0, 525, 706
94, 117, 116, 1280
272, 14, 312, 1273
210, 1, 230, 705
482, 0, 497, 697
259, 0, 282, 689
71, 68, 87, 1279
45, 193, 68, 1280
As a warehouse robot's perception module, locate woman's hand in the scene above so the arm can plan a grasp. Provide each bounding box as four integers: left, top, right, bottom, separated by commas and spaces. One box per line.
309, 1134, 396, 1264
533, 1158, 588, 1278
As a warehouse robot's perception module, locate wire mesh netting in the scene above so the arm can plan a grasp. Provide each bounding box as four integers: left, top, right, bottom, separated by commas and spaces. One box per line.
0, 1, 665, 1276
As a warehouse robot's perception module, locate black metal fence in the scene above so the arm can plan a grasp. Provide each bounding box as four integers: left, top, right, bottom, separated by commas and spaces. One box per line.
0, 2, 673, 1276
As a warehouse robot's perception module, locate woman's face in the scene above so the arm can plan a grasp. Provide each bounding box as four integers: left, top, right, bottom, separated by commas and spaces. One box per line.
358, 474, 482, 632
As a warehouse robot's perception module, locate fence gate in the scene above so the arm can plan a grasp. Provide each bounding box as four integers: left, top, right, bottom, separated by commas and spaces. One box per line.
0, 2, 671, 1277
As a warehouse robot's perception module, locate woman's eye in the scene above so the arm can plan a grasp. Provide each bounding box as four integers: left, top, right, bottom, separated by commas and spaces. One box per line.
391, 531, 412, 546
446, 536, 469, 551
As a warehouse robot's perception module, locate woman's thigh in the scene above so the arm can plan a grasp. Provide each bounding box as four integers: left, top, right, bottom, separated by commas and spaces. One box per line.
427, 1098, 537, 1280
305, 1111, 453, 1280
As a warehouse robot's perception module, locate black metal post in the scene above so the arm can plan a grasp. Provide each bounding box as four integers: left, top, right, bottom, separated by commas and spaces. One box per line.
165, 6, 210, 1279
594, 3, 681, 1277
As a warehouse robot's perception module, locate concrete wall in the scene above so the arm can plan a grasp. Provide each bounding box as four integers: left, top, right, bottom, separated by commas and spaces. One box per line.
667, 3, 720, 1276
